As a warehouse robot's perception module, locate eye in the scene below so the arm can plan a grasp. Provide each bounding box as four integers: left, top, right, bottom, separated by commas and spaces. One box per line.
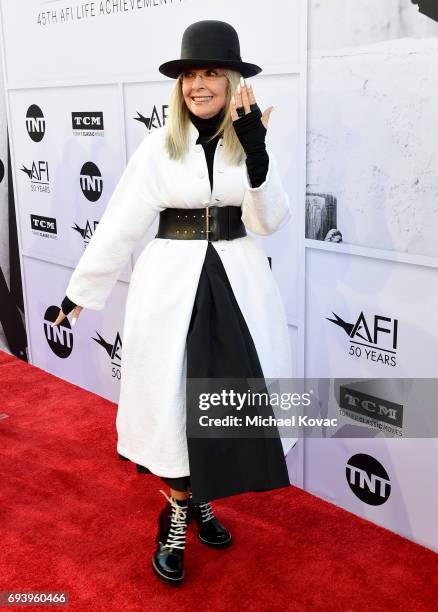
182, 71, 195, 79
206, 69, 218, 76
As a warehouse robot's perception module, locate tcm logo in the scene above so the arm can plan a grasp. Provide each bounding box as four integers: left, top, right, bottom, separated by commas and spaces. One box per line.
92, 330, 122, 380
31, 214, 57, 238
21, 161, 50, 193
340, 386, 403, 428
346, 454, 391, 505
327, 311, 398, 367
72, 219, 99, 248
26, 104, 45, 142
80, 162, 103, 202
44, 306, 73, 358
134, 104, 168, 131
72, 111, 104, 135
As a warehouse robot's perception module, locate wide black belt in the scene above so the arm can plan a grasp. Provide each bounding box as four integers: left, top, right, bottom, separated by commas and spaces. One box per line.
155, 205, 247, 241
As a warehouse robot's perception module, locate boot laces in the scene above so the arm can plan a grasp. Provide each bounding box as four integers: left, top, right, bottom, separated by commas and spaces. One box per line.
199, 502, 214, 522
159, 489, 188, 550
189, 492, 214, 523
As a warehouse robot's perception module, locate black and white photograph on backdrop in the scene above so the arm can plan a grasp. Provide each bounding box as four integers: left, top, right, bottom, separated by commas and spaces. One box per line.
1, 0, 438, 609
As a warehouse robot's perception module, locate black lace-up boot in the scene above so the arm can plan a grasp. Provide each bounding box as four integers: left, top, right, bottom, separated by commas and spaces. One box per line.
151, 490, 189, 584
187, 491, 232, 548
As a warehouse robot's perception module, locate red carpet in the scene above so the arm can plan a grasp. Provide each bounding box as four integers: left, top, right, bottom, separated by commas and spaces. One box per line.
1, 348, 438, 611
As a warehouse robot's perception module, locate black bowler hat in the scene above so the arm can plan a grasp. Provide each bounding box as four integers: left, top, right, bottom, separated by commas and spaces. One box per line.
158, 20, 262, 79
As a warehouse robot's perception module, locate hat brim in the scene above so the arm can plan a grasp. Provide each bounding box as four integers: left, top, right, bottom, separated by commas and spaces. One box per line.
158, 58, 262, 79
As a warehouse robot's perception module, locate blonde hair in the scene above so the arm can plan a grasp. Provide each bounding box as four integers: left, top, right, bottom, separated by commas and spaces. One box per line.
164, 68, 245, 166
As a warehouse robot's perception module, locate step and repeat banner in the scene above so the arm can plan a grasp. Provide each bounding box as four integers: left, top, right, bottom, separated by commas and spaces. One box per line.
7, 0, 437, 557
0, 1, 305, 467
305, 0, 438, 553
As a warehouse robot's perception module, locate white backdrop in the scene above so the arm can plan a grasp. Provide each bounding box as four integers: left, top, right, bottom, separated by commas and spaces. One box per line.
305, 0, 438, 554
0, 0, 307, 481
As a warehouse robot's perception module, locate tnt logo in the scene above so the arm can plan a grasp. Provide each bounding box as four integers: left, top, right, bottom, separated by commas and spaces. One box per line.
80, 161, 103, 202
44, 305, 73, 358
26, 105, 46, 142
346, 453, 391, 505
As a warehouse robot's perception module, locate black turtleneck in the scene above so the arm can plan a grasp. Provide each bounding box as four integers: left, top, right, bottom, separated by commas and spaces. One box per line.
188, 107, 224, 142
188, 108, 224, 191
188, 107, 269, 191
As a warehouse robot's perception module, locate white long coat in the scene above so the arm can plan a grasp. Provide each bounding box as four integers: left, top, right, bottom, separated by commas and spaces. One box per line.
65, 122, 293, 478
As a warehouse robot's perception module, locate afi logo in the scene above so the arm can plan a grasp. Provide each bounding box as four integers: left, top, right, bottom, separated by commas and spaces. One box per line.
44, 305, 73, 358
80, 161, 103, 202
327, 311, 398, 367
72, 219, 99, 246
92, 330, 122, 380
21, 161, 49, 184
26, 104, 46, 142
134, 104, 168, 131
346, 453, 391, 505
328, 311, 398, 348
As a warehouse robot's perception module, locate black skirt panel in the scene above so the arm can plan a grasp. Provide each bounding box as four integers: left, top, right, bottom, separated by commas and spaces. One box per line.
185, 242, 290, 503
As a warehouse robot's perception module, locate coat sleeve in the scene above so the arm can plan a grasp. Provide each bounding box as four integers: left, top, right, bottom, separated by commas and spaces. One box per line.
240, 146, 292, 235
64, 135, 163, 310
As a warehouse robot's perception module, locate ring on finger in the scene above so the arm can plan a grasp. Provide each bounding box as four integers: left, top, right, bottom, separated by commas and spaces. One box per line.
249, 103, 262, 117
236, 106, 245, 118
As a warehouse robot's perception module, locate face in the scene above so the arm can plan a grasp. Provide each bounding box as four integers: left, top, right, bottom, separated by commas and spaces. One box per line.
181, 67, 229, 119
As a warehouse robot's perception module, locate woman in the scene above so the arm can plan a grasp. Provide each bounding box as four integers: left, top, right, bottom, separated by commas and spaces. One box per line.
53, 20, 293, 584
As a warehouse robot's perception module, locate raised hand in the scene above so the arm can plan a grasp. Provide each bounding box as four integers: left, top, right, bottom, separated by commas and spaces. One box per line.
230, 76, 273, 129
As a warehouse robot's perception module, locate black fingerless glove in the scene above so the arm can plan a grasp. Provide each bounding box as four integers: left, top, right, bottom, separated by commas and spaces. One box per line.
232, 104, 269, 188
61, 295, 77, 316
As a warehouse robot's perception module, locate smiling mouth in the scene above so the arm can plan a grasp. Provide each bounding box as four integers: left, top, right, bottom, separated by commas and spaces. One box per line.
191, 96, 213, 102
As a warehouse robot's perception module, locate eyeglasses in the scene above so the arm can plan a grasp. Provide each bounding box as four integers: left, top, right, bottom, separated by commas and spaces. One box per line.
180, 69, 227, 83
